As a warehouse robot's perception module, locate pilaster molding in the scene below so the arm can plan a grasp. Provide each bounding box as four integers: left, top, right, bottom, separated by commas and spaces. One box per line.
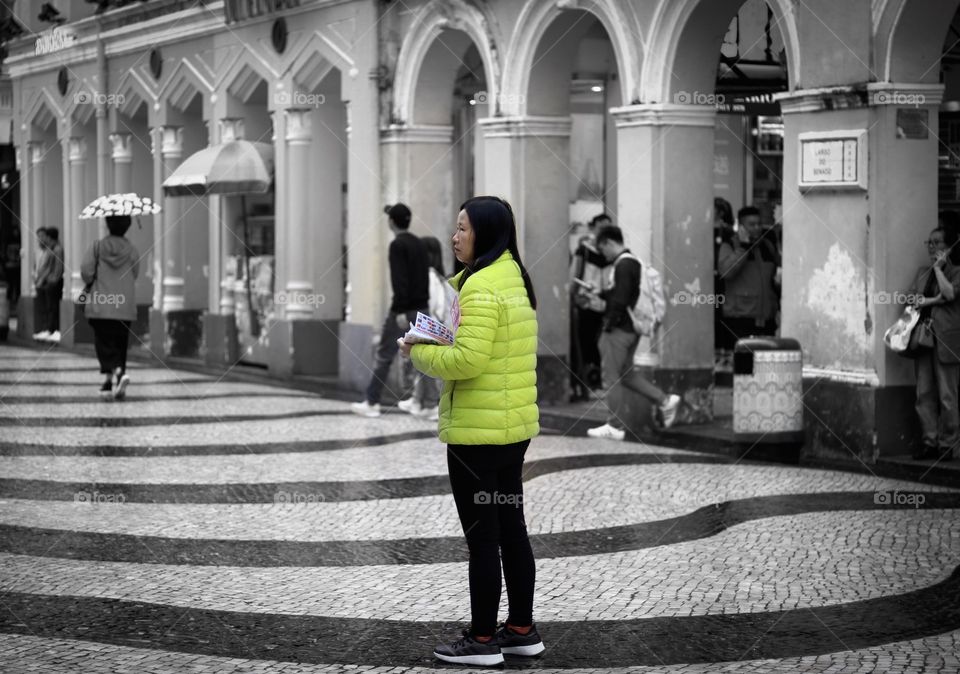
609, 104, 716, 129
284, 108, 312, 144
477, 116, 572, 138
380, 124, 454, 144
109, 133, 133, 163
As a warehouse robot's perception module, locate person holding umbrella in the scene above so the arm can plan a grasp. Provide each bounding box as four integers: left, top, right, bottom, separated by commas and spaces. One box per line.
79, 193, 159, 400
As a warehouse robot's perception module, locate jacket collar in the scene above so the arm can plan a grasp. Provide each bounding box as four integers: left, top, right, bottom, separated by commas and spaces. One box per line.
449, 250, 514, 289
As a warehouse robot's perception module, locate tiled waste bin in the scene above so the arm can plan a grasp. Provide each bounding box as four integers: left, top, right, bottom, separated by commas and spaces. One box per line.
733, 337, 804, 461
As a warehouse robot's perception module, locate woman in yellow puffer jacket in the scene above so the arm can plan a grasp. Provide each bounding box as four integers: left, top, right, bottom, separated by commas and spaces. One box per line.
399, 196, 542, 666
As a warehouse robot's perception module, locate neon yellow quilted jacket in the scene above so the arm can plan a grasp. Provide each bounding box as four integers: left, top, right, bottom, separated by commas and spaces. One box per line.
411, 250, 540, 445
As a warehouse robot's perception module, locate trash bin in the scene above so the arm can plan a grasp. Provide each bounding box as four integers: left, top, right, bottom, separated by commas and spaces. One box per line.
733, 336, 803, 461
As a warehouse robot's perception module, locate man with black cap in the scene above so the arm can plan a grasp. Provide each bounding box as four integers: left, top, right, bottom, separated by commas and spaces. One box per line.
352, 203, 430, 418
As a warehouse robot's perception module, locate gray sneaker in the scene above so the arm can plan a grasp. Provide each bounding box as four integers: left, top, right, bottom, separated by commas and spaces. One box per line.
434, 629, 504, 666
495, 623, 544, 657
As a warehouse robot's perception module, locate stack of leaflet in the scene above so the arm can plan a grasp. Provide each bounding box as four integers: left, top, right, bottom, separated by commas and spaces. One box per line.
403, 312, 455, 345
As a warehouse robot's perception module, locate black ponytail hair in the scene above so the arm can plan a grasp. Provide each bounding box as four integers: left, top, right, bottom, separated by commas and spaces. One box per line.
459, 196, 537, 310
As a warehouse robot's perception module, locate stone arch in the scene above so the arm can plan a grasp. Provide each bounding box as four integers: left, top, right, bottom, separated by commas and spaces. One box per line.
114, 68, 157, 118
23, 87, 63, 133
501, 0, 640, 115
158, 58, 214, 112
392, 0, 500, 123
874, 0, 960, 83
641, 0, 800, 103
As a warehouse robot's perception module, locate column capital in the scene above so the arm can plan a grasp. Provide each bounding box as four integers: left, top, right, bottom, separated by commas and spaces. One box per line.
284, 108, 313, 144
773, 83, 945, 115
477, 115, 572, 138
27, 140, 46, 165
108, 133, 133, 163
380, 124, 454, 144
608, 104, 716, 129
156, 126, 183, 159
67, 137, 88, 164
218, 118, 245, 142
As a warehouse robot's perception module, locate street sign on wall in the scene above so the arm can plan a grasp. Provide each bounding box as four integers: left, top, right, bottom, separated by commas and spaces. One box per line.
798, 129, 868, 190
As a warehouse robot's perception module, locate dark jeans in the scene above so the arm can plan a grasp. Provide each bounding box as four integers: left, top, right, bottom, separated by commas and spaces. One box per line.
571, 308, 603, 393
35, 280, 63, 332
598, 328, 665, 430
365, 309, 424, 404
915, 349, 960, 451
89, 319, 131, 376
447, 440, 535, 636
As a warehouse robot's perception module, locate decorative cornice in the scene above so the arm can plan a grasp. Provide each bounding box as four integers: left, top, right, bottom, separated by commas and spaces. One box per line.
380, 124, 454, 144
774, 83, 944, 115
865, 82, 945, 107
608, 104, 716, 128
477, 116, 572, 138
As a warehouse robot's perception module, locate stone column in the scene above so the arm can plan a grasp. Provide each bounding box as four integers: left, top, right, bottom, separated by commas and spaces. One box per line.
27, 141, 45, 298
218, 119, 244, 316
773, 83, 944, 460
109, 133, 133, 194
477, 115, 572, 404
380, 124, 455, 239
67, 137, 89, 301
609, 104, 717, 424
159, 126, 184, 313
283, 108, 314, 319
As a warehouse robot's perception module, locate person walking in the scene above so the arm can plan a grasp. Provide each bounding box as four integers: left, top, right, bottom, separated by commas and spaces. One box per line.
351, 203, 430, 418
909, 225, 960, 461
398, 196, 543, 666
80, 215, 139, 400
584, 225, 680, 440
397, 236, 453, 421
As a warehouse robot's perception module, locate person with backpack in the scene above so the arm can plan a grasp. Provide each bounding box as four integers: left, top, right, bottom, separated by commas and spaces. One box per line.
583, 225, 680, 441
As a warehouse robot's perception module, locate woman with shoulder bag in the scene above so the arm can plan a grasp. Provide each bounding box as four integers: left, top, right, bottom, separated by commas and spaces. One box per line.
80, 215, 139, 400
909, 226, 960, 461
397, 196, 542, 666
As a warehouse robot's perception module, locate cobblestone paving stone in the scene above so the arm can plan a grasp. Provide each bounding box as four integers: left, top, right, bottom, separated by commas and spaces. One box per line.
0, 465, 956, 539
1, 632, 959, 673
1, 511, 957, 621
0, 344, 958, 672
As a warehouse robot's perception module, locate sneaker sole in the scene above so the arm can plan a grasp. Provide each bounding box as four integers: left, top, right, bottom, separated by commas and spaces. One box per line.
114, 376, 130, 400
502, 642, 545, 656
349, 409, 381, 418
433, 651, 504, 666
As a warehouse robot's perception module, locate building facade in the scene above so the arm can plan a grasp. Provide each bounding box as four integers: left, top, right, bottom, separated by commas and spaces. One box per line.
3, 0, 958, 461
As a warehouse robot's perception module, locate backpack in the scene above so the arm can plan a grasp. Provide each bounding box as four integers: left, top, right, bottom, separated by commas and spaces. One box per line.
615, 253, 666, 336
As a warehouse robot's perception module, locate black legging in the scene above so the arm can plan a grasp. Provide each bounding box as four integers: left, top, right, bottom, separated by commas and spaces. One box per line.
88, 319, 131, 375
447, 439, 535, 636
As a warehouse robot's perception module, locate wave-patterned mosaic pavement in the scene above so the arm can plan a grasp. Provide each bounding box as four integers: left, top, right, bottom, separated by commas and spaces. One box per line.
1, 345, 959, 673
